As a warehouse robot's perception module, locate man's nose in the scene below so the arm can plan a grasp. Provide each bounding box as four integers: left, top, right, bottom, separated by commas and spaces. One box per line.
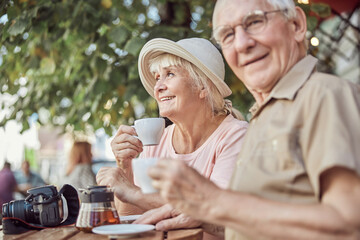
233, 26, 255, 52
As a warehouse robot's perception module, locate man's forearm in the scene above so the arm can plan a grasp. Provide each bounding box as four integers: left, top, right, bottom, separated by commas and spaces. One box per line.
130, 191, 166, 211
114, 191, 165, 215
122, 170, 166, 211
203, 190, 359, 240
201, 222, 224, 237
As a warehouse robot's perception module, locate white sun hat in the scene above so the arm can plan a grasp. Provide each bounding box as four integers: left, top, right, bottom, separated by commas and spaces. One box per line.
138, 37, 232, 98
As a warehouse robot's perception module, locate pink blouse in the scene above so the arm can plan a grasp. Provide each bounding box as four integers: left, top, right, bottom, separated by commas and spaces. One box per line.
140, 115, 248, 189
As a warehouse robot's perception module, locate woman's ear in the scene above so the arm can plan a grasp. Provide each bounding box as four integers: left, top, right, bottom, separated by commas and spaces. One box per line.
292, 6, 307, 43
199, 88, 207, 99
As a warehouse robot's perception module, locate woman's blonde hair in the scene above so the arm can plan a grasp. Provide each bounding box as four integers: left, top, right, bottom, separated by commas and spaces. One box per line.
149, 53, 244, 120
66, 141, 92, 176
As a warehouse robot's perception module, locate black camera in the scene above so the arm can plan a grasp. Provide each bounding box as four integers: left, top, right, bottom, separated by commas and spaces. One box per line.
3, 185, 63, 226
1, 184, 80, 234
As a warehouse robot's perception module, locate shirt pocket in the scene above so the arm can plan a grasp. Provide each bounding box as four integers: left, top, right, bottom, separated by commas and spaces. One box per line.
251, 133, 304, 173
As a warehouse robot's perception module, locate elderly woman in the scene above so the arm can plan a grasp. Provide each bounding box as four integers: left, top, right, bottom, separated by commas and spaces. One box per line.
96, 38, 248, 238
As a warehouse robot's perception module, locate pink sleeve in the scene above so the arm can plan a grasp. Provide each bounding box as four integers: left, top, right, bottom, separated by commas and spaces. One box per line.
209, 123, 248, 189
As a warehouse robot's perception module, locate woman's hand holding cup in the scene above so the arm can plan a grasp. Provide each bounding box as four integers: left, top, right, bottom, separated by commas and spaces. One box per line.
111, 118, 165, 170
111, 125, 144, 169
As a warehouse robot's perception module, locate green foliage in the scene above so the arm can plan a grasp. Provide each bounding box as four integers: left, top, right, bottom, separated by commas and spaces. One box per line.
0, 0, 328, 136
296, 2, 331, 31
310, 3, 331, 18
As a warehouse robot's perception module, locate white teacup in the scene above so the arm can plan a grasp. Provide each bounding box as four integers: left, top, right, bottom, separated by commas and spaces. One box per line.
132, 158, 158, 194
133, 118, 165, 146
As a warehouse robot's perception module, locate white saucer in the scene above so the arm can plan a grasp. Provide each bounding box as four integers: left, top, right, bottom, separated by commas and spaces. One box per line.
120, 215, 142, 223
92, 224, 155, 237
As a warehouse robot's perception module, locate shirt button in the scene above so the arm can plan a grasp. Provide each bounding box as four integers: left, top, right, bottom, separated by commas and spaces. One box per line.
236, 159, 243, 167
272, 140, 278, 150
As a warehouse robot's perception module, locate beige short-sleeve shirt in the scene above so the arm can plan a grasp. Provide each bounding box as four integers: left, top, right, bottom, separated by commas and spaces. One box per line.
226, 55, 360, 240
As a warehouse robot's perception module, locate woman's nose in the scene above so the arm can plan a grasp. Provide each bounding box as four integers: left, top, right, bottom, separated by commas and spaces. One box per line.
154, 79, 166, 93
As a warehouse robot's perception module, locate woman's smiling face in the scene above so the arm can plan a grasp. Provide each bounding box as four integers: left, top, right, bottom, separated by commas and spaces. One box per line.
153, 65, 202, 120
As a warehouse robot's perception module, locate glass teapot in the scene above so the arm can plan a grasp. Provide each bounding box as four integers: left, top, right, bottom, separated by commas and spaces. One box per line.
75, 186, 120, 232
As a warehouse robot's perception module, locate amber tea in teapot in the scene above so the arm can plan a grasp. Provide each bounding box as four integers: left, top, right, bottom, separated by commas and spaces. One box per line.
76, 186, 120, 232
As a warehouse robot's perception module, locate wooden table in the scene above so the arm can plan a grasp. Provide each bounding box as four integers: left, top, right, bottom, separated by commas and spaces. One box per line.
0, 225, 203, 240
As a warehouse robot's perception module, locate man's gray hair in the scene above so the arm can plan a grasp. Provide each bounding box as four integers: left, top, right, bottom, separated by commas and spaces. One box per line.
266, 0, 296, 18
213, 0, 297, 30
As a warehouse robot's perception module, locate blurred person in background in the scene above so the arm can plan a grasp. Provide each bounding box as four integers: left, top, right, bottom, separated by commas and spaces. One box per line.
63, 141, 96, 191
97, 37, 248, 240
14, 160, 46, 195
0, 162, 17, 213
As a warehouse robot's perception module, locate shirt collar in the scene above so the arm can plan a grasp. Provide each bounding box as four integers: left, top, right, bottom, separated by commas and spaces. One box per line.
249, 55, 318, 118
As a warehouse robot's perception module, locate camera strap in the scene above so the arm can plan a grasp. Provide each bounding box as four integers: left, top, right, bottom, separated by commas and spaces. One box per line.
56, 184, 80, 226
60, 195, 69, 223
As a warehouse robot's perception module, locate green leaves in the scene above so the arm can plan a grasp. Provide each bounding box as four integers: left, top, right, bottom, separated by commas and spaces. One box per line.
307, 16, 318, 32
108, 26, 129, 45
311, 3, 331, 18
297, 2, 331, 32
0, 0, 240, 134
40, 57, 56, 75
8, 17, 28, 36
0, 0, 327, 136
124, 37, 146, 56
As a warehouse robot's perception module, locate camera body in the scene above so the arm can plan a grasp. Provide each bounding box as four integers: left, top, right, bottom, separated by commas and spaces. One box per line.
2, 184, 80, 234
2, 185, 62, 227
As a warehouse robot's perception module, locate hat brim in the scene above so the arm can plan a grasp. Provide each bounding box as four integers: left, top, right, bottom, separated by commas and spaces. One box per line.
138, 38, 232, 98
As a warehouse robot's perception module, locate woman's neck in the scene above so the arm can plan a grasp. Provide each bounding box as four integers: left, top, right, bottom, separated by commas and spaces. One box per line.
171, 113, 227, 154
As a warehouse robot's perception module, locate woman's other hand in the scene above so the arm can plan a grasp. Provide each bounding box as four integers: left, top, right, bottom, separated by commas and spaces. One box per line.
96, 166, 141, 203
149, 159, 220, 218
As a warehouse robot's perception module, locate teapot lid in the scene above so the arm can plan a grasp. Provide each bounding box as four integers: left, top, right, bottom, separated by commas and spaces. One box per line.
79, 186, 114, 203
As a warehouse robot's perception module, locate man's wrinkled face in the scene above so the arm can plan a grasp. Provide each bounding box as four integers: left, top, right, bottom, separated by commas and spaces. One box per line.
214, 0, 300, 97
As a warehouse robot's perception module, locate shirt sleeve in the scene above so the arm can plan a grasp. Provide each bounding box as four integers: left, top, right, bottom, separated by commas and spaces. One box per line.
301, 78, 360, 198
209, 122, 248, 189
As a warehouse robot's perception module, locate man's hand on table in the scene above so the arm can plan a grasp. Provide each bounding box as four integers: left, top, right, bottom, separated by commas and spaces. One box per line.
134, 204, 202, 231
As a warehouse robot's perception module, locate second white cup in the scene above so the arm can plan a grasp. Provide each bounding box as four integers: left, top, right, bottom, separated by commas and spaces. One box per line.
133, 118, 165, 146
132, 158, 158, 194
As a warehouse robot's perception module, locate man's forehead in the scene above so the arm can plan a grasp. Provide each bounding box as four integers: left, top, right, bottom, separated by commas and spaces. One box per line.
214, 0, 272, 26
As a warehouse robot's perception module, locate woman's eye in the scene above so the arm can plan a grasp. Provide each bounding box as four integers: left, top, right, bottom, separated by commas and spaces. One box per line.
167, 72, 174, 77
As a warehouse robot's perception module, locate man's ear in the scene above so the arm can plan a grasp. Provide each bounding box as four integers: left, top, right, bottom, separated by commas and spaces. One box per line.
292, 6, 307, 43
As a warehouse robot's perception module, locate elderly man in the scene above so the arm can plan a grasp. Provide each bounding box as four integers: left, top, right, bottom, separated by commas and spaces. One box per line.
135, 0, 360, 239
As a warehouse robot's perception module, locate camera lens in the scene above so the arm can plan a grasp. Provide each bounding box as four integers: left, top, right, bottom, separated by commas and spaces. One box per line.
2, 200, 38, 224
